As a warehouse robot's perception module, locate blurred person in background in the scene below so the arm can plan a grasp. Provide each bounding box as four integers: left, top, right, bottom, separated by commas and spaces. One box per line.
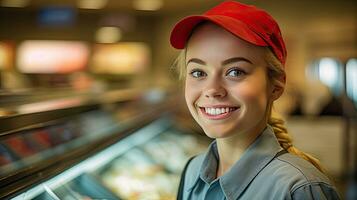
170, 1, 340, 199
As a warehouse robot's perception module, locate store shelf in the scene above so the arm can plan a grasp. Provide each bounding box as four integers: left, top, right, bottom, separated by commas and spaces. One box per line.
0, 91, 209, 200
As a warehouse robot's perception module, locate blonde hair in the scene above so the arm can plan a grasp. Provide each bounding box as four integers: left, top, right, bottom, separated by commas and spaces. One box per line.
264, 49, 326, 173
173, 47, 326, 174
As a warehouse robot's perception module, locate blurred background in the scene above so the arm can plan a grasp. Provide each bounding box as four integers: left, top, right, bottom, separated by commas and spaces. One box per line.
0, 0, 356, 199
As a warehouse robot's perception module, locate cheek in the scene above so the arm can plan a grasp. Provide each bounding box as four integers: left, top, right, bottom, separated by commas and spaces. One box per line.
233, 79, 269, 107
184, 78, 198, 107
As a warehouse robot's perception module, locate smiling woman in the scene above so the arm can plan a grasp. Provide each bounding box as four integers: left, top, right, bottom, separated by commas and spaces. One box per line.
170, 1, 341, 200
184, 23, 271, 141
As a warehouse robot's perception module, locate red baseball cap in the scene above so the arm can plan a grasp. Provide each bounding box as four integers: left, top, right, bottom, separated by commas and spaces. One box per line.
170, 1, 287, 65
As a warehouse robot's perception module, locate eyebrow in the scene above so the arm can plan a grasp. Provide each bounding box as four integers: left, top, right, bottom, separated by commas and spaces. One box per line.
222, 57, 253, 65
186, 57, 253, 66
186, 58, 206, 66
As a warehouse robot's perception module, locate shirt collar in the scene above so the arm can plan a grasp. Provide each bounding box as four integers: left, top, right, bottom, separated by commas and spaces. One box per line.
199, 141, 220, 184
193, 125, 282, 199
220, 125, 283, 200
184, 141, 217, 192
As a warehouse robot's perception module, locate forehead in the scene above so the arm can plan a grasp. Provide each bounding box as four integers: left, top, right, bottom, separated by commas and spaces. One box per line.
186, 23, 266, 63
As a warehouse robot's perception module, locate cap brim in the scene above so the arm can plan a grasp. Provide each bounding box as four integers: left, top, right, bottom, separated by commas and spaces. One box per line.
170, 15, 268, 49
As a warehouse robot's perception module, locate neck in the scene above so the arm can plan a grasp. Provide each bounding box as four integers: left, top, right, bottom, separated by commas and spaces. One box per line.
215, 123, 267, 178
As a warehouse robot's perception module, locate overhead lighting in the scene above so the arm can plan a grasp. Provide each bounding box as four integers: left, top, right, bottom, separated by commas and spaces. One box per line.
318, 58, 339, 89
317, 58, 343, 96
133, 0, 163, 11
77, 0, 108, 9
346, 58, 357, 105
1, 0, 29, 8
95, 27, 122, 44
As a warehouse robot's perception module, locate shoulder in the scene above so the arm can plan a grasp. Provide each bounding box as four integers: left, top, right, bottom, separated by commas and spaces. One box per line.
257, 152, 341, 199
273, 153, 331, 186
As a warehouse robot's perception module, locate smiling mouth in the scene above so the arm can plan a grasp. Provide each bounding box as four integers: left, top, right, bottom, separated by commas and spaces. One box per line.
199, 106, 239, 116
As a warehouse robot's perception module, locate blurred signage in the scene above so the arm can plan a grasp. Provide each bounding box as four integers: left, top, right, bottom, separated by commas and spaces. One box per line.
0, 42, 13, 70
90, 43, 150, 74
17, 40, 89, 74
38, 6, 76, 27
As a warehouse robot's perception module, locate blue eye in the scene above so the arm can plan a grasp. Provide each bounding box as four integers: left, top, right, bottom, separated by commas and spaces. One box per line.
226, 68, 246, 77
190, 70, 206, 78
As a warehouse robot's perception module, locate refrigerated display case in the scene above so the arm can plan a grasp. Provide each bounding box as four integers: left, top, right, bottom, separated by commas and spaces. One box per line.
0, 89, 209, 200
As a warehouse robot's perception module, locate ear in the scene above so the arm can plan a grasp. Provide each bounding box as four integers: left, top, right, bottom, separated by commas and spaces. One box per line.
271, 75, 286, 101
271, 85, 284, 101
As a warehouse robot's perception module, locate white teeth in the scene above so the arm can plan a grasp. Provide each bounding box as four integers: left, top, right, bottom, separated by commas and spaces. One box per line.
215, 108, 220, 115
203, 107, 236, 115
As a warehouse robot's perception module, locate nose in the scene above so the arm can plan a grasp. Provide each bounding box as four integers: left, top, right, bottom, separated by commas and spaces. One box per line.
204, 78, 227, 99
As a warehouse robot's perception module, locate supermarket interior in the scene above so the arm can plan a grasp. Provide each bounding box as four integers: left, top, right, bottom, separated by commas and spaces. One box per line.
0, 0, 356, 199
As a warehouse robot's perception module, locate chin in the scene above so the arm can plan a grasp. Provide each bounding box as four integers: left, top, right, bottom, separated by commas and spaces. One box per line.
200, 124, 238, 139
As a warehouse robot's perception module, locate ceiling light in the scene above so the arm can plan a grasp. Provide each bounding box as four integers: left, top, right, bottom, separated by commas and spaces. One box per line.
346, 59, 357, 105
77, 0, 108, 9
95, 27, 122, 44
133, 0, 163, 11
318, 58, 339, 89
1, 0, 29, 8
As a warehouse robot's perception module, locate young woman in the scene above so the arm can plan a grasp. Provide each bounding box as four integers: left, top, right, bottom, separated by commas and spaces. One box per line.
170, 1, 340, 199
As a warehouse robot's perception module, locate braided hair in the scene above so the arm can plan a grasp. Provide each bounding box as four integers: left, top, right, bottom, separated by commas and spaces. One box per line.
265, 49, 326, 173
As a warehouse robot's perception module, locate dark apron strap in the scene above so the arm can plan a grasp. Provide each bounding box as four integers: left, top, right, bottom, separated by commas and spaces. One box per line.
177, 156, 196, 200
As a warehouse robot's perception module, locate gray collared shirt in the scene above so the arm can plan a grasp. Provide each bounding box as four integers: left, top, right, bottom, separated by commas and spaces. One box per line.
181, 126, 340, 200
